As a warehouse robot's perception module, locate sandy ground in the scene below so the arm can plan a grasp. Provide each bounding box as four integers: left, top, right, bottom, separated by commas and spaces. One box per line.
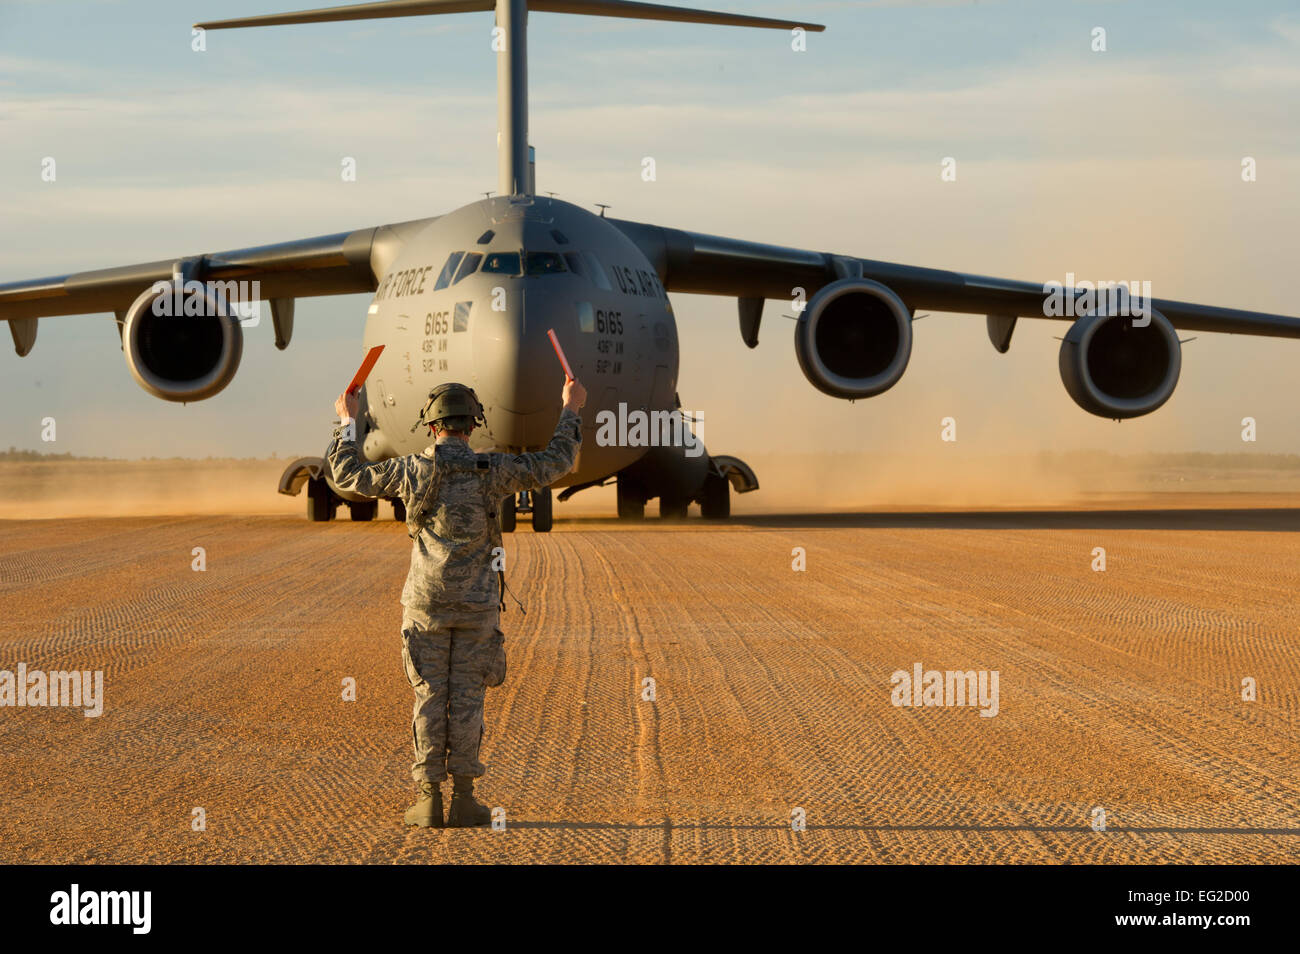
0, 501, 1297, 864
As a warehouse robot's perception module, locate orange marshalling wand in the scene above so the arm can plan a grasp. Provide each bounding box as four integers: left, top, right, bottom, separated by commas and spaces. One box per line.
547, 329, 574, 381
346, 345, 385, 395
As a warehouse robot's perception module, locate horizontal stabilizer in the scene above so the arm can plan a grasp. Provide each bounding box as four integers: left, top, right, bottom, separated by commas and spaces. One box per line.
196, 1, 491, 30
531, 1, 823, 30
196, 0, 823, 31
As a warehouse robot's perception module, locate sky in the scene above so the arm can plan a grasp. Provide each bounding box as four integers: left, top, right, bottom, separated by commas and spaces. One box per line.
1, 0, 1298, 462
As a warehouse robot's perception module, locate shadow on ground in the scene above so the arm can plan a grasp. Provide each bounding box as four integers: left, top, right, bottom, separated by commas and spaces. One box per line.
563, 508, 1300, 533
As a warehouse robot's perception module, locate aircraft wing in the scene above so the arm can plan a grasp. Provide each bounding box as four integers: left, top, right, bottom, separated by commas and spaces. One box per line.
0, 218, 435, 354
610, 218, 1300, 341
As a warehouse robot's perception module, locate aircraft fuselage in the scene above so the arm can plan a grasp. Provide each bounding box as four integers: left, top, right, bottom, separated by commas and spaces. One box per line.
360, 196, 681, 488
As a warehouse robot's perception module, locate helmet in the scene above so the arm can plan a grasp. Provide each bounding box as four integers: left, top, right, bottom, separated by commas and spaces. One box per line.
416, 382, 485, 432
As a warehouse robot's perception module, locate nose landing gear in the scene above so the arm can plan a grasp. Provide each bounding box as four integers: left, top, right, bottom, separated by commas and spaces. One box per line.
499, 487, 553, 533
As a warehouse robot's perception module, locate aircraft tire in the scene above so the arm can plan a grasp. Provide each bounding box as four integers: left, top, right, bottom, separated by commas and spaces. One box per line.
532, 487, 553, 533
307, 477, 335, 522
700, 472, 730, 519
392, 498, 407, 522
499, 494, 517, 533
616, 478, 645, 520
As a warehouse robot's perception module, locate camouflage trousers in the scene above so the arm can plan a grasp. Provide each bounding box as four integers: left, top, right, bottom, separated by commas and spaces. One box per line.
401, 606, 506, 784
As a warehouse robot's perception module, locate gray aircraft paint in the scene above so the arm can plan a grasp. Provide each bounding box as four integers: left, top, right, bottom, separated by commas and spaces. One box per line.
360, 195, 677, 489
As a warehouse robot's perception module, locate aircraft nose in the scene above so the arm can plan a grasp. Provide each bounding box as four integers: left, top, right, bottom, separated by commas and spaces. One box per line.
472, 286, 566, 448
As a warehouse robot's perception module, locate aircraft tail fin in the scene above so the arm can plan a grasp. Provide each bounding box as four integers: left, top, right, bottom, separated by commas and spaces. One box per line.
196, 0, 823, 32
195, 0, 824, 197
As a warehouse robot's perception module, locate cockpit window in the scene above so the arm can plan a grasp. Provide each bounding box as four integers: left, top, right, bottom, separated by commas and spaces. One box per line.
433, 251, 465, 291
581, 251, 612, 291
525, 251, 567, 276
452, 252, 482, 285
481, 251, 522, 276
563, 252, 586, 278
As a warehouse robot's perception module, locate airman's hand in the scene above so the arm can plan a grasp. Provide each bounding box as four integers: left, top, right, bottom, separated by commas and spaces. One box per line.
562, 378, 587, 412
335, 391, 359, 421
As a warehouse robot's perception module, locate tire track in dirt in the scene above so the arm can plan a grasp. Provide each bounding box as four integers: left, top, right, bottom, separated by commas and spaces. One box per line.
882, 528, 1300, 817
2, 511, 1297, 863
571, 533, 669, 860
799, 524, 1299, 851
710, 526, 1065, 861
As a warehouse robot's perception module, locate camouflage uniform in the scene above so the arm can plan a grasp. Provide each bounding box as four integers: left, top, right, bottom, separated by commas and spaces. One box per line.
325, 408, 582, 783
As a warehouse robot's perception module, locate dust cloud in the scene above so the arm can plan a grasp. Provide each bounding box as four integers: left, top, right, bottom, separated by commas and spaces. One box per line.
2, 450, 1297, 521
0, 458, 301, 520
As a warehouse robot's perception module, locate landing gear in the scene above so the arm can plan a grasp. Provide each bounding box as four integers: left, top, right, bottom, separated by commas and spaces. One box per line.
349, 500, 377, 522
700, 471, 730, 519
605, 454, 754, 522
306, 476, 335, 522
617, 476, 645, 521
532, 487, 553, 533
391, 498, 407, 522
499, 489, 554, 533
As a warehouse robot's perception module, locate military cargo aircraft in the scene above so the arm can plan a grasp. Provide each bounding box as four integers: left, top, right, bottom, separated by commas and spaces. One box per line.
4, 0, 1299, 531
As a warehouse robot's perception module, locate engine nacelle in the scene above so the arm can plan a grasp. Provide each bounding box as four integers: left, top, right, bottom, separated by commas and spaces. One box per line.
794, 278, 913, 399
122, 282, 243, 402
1059, 308, 1181, 419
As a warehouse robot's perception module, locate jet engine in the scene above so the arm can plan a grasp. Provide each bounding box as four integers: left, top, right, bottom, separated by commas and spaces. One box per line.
1059, 308, 1181, 419
794, 278, 913, 399
121, 281, 243, 402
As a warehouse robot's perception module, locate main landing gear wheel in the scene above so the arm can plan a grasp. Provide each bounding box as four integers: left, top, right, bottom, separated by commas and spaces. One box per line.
701, 472, 730, 519
349, 500, 378, 522
306, 477, 335, 522
391, 499, 407, 522
617, 477, 645, 521
532, 487, 553, 533
659, 495, 690, 520
499, 493, 517, 533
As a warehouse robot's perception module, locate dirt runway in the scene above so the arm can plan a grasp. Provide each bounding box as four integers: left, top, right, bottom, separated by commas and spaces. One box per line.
1, 502, 1297, 864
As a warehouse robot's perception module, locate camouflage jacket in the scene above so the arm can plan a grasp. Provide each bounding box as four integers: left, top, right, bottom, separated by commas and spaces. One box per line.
325, 408, 582, 613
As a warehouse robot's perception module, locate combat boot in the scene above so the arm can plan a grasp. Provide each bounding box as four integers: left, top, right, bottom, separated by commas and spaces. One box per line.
403, 780, 444, 828
447, 776, 492, 828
